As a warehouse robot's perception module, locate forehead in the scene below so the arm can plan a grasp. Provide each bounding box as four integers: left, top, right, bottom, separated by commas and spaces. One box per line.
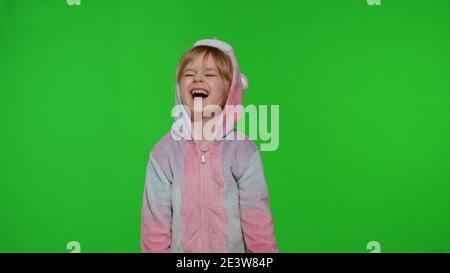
184, 54, 218, 70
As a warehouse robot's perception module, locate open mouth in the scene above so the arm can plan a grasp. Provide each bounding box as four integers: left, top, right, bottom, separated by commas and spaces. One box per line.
191, 88, 209, 99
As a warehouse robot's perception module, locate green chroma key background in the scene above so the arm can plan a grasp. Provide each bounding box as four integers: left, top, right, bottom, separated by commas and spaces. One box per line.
1, 0, 449, 252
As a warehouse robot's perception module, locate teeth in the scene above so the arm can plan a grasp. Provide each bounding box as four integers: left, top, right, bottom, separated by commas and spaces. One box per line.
191, 88, 209, 98
192, 89, 208, 95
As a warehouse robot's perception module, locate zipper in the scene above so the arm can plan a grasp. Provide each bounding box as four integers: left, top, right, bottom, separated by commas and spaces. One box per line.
201, 152, 206, 164
196, 142, 215, 251
199, 148, 206, 250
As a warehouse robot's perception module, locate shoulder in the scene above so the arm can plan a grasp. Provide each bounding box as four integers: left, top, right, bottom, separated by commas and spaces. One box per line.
223, 131, 259, 157
148, 132, 184, 179
222, 131, 261, 179
150, 132, 183, 159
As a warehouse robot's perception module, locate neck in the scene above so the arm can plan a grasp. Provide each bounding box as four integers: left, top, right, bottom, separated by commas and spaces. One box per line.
191, 116, 217, 142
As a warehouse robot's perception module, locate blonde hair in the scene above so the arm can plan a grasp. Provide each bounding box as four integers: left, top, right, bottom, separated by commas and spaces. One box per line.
176, 45, 233, 86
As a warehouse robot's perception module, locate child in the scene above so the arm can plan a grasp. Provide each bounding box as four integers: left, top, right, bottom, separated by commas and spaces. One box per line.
141, 38, 278, 253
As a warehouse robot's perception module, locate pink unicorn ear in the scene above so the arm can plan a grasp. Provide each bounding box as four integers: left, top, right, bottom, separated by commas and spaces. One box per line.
240, 73, 248, 90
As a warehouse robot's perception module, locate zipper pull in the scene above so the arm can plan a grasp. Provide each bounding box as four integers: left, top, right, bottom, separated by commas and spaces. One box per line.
201, 153, 206, 164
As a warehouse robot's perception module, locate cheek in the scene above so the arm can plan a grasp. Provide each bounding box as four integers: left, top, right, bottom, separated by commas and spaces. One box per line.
179, 81, 192, 104
180, 82, 192, 96
209, 79, 227, 98
179, 79, 190, 93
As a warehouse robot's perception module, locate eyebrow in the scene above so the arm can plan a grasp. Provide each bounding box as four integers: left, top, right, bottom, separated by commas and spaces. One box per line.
183, 67, 218, 73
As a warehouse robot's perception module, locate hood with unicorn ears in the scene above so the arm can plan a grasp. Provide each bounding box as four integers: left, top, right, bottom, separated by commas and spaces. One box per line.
172, 38, 249, 141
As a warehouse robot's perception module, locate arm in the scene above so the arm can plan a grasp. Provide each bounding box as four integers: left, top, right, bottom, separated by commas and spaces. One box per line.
238, 151, 278, 253
140, 155, 172, 253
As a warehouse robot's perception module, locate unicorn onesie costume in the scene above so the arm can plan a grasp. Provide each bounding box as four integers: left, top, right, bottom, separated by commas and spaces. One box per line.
140, 39, 278, 253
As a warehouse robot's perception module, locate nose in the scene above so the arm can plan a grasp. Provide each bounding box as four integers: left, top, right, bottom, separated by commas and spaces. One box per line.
193, 73, 204, 82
